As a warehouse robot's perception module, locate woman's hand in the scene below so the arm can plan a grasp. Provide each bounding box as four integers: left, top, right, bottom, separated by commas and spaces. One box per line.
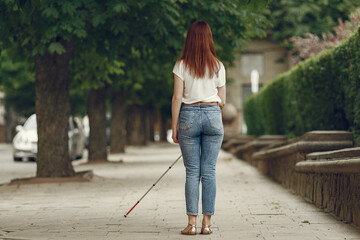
172, 127, 179, 144
219, 102, 225, 109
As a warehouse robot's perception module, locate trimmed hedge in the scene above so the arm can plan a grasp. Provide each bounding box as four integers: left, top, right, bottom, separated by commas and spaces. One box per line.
244, 27, 360, 144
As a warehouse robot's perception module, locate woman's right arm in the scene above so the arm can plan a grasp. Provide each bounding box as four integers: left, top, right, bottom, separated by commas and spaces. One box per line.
171, 75, 184, 143
217, 85, 226, 109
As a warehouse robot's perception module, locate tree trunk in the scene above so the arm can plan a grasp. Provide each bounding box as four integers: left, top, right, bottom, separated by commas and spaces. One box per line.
110, 90, 126, 153
148, 107, 155, 142
4, 106, 18, 143
160, 108, 169, 142
153, 108, 162, 142
126, 105, 148, 146
35, 39, 75, 177
87, 87, 108, 162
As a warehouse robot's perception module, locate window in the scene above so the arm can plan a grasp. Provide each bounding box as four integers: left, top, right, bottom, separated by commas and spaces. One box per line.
240, 53, 264, 76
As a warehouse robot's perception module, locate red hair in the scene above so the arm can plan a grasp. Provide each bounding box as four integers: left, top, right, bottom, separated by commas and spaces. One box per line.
180, 20, 220, 78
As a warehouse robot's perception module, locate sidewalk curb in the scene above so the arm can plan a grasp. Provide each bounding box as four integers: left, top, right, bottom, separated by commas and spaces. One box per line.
8, 170, 93, 185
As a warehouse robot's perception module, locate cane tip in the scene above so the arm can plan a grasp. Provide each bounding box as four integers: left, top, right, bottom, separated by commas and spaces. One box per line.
124, 215, 127, 218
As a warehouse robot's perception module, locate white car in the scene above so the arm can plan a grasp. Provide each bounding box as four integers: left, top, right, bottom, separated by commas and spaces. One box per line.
12, 114, 85, 162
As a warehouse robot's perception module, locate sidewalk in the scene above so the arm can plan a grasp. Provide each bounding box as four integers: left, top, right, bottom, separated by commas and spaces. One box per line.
0, 143, 359, 240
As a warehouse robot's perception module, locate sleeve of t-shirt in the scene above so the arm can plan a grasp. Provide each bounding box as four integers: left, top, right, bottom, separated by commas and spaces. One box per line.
172, 60, 184, 81
217, 63, 226, 87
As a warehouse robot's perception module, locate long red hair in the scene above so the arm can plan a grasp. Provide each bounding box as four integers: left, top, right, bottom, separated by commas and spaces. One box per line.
180, 20, 220, 78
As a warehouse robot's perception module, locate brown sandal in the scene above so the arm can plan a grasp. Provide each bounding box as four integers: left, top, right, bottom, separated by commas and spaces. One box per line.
201, 224, 212, 234
181, 224, 197, 235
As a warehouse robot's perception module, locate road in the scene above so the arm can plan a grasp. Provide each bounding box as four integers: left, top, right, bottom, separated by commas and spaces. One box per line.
0, 144, 87, 185
0, 144, 36, 184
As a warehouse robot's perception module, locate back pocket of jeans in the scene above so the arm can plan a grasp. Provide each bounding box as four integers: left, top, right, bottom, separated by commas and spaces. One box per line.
204, 111, 223, 130
179, 111, 195, 130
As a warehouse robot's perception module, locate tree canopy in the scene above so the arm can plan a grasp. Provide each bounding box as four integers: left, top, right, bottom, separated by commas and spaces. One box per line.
0, 0, 274, 119
0, 0, 273, 176
0, 50, 35, 116
0, 0, 273, 111
268, 0, 360, 43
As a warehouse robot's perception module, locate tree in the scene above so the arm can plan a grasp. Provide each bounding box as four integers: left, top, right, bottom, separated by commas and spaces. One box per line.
70, 48, 123, 161
178, 0, 271, 63
268, 0, 360, 44
0, 50, 35, 142
0, 0, 119, 177
112, 0, 273, 147
0, 50, 35, 117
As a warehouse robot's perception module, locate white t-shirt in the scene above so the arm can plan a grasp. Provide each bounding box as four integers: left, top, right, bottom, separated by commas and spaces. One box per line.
172, 60, 226, 104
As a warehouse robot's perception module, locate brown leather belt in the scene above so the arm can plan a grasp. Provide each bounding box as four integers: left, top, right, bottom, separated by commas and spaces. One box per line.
183, 102, 218, 106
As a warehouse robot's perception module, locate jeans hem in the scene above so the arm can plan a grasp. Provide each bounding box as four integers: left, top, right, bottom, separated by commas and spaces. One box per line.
202, 212, 214, 216
186, 212, 198, 216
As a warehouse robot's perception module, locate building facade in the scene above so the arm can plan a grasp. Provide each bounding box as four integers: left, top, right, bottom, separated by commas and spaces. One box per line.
226, 37, 290, 134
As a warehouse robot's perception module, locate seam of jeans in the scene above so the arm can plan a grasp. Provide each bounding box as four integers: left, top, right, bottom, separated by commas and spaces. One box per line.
200, 111, 202, 131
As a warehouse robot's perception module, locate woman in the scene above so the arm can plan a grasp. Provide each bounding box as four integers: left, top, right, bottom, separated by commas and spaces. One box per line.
171, 20, 226, 235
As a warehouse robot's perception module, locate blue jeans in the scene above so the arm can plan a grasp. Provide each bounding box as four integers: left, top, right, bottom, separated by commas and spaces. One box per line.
178, 104, 224, 216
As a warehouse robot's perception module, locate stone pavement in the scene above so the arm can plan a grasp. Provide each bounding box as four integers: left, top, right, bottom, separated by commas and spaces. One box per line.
0, 143, 359, 240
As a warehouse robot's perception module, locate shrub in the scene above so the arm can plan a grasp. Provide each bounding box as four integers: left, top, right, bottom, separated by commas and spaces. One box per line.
244, 27, 360, 144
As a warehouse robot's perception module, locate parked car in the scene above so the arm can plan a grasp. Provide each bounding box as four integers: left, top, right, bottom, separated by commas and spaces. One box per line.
12, 114, 85, 162
70, 116, 86, 160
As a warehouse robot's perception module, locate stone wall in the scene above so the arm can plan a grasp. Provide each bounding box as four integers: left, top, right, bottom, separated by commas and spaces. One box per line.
296, 148, 360, 227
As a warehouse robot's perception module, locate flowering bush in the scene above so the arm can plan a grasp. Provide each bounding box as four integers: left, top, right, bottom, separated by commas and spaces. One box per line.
289, 8, 360, 65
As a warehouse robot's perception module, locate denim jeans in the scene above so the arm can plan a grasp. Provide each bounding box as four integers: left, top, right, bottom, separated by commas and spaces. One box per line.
178, 104, 224, 216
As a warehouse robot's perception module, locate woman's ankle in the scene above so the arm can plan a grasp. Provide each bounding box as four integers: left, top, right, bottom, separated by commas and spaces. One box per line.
202, 214, 211, 225
188, 214, 197, 225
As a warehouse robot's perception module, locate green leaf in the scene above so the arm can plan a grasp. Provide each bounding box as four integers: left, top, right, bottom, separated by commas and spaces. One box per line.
91, 15, 105, 27
61, 1, 80, 15
74, 29, 87, 38
113, 3, 129, 13
42, 7, 59, 19
31, 45, 46, 56
133, 82, 143, 91
21, 37, 31, 47
48, 42, 66, 54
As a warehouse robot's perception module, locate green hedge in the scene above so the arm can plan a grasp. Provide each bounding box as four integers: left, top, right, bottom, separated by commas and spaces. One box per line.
244, 27, 360, 144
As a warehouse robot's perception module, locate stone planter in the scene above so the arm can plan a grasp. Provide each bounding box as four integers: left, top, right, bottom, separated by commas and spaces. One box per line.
295, 147, 360, 227
232, 135, 287, 166
221, 135, 255, 152
252, 131, 353, 190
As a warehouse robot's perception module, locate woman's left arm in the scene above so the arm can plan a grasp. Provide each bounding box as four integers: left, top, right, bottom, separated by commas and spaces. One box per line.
171, 75, 184, 143
217, 85, 226, 109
